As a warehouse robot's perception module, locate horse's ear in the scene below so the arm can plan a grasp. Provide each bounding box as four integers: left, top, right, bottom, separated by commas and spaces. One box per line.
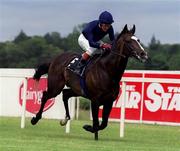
117, 24, 129, 39
122, 24, 128, 33
130, 24, 136, 34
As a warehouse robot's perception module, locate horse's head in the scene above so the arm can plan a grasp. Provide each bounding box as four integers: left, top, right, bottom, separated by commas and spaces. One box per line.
113, 24, 148, 62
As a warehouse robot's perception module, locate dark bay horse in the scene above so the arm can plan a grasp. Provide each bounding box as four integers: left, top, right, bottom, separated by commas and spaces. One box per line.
31, 24, 148, 140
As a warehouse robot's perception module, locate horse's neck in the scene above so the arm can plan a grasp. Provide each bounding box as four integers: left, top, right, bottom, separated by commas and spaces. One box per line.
103, 50, 129, 82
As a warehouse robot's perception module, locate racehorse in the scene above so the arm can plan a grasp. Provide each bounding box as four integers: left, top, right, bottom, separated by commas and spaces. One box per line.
31, 24, 148, 140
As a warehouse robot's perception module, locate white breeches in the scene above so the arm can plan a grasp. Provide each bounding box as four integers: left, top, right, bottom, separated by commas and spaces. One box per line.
78, 34, 97, 56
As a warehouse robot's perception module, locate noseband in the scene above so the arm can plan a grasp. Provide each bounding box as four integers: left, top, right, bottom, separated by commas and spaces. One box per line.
111, 37, 142, 59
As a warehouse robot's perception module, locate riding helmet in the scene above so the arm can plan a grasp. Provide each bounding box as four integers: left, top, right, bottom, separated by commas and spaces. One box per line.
99, 11, 114, 24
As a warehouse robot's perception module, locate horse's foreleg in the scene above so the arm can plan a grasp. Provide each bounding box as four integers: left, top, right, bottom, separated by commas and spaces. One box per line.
60, 89, 78, 126
92, 102, 99, 140
31, 91, 49, 125
99, 101, 113, 130
83, 101, 99, 140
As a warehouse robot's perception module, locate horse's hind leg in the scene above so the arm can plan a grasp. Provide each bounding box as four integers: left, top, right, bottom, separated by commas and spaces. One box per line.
60, 89, 78, 126
31, 91, 49, 125
31, 75, 66, 125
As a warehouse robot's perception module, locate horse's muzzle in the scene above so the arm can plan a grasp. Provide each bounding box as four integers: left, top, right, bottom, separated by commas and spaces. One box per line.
140, 52, 148, 63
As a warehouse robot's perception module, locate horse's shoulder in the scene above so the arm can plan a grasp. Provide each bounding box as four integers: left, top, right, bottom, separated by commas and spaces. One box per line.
92, 51, 109, 60
87, 52, 109, 68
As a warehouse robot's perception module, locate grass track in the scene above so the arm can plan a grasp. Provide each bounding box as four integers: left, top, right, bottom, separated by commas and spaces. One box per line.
0, 117, 180, 151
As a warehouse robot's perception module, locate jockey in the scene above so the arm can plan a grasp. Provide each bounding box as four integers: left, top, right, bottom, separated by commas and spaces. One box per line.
75, 11, 115, 74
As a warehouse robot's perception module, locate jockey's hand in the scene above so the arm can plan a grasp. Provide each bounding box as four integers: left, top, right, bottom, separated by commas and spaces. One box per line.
100, 43, 112, 51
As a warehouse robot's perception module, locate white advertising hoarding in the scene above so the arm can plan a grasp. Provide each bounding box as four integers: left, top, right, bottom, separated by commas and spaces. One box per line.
0, 69, 75, 120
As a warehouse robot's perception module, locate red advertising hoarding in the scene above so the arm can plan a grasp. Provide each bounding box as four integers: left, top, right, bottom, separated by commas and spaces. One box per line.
99, 71, 180, 125
143, 73, 180, 123
19, 78, 55, 114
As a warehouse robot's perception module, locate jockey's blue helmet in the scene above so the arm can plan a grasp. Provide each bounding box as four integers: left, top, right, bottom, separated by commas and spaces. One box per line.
99, 11, 114, 24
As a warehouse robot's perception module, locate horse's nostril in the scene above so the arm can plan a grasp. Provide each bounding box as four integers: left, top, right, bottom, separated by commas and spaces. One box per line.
140, 52, 145, 57
140, 52, 147, 57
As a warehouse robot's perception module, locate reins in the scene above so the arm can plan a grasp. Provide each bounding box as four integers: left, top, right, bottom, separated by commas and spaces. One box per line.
89, 37, 129, 66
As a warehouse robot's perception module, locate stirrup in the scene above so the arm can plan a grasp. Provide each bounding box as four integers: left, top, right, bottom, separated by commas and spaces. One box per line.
74, 64, 85, 76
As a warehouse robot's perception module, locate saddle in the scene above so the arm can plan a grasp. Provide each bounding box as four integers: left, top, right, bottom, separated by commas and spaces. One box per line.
67, 55, 86, 77
67, 50, 109, 77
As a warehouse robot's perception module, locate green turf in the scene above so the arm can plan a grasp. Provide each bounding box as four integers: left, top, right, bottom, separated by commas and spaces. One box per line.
0, 117, 180, 151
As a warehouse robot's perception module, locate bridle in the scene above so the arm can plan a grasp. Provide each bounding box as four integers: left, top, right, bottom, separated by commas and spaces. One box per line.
110, 37, 129, 58
111, 35, 144, 59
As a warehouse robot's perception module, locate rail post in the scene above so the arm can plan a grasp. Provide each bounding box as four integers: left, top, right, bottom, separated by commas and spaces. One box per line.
120, 81, 126, 138
21, 77, 27, 128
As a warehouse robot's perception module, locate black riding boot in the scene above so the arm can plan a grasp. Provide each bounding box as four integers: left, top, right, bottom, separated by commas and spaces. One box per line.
74, 58, 87, 76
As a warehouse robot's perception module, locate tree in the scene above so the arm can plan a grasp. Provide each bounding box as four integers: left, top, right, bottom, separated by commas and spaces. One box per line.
18, 36, 62, 67
148, 35, 160, 50
0, 42, 22, 67
14, 30, 29, 43
63, 26, 82, 52
44, 32, 62, 48
44, 33, 53, 44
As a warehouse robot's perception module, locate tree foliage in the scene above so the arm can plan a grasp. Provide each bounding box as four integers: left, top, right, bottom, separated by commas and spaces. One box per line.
0, 25, 179, 70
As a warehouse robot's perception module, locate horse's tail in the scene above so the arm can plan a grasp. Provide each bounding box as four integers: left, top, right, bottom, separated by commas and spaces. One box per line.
33, 62, 51, 81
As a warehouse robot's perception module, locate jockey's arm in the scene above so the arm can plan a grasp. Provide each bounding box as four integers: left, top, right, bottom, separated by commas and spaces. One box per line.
86, 33, 101, 49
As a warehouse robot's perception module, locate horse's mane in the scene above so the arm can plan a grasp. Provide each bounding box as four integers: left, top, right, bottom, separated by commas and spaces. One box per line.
92, 49, 111, 60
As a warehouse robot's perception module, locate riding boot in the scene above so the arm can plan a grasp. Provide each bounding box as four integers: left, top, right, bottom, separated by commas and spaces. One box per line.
74, 57, 87, 75
78, 58, 86, 68
74, 52, 90, 76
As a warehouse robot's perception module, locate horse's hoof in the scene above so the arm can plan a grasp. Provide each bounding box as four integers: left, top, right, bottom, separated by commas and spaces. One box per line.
83, 125, 95, 133
31, 117, 38, 125
60, 119, 68, 126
